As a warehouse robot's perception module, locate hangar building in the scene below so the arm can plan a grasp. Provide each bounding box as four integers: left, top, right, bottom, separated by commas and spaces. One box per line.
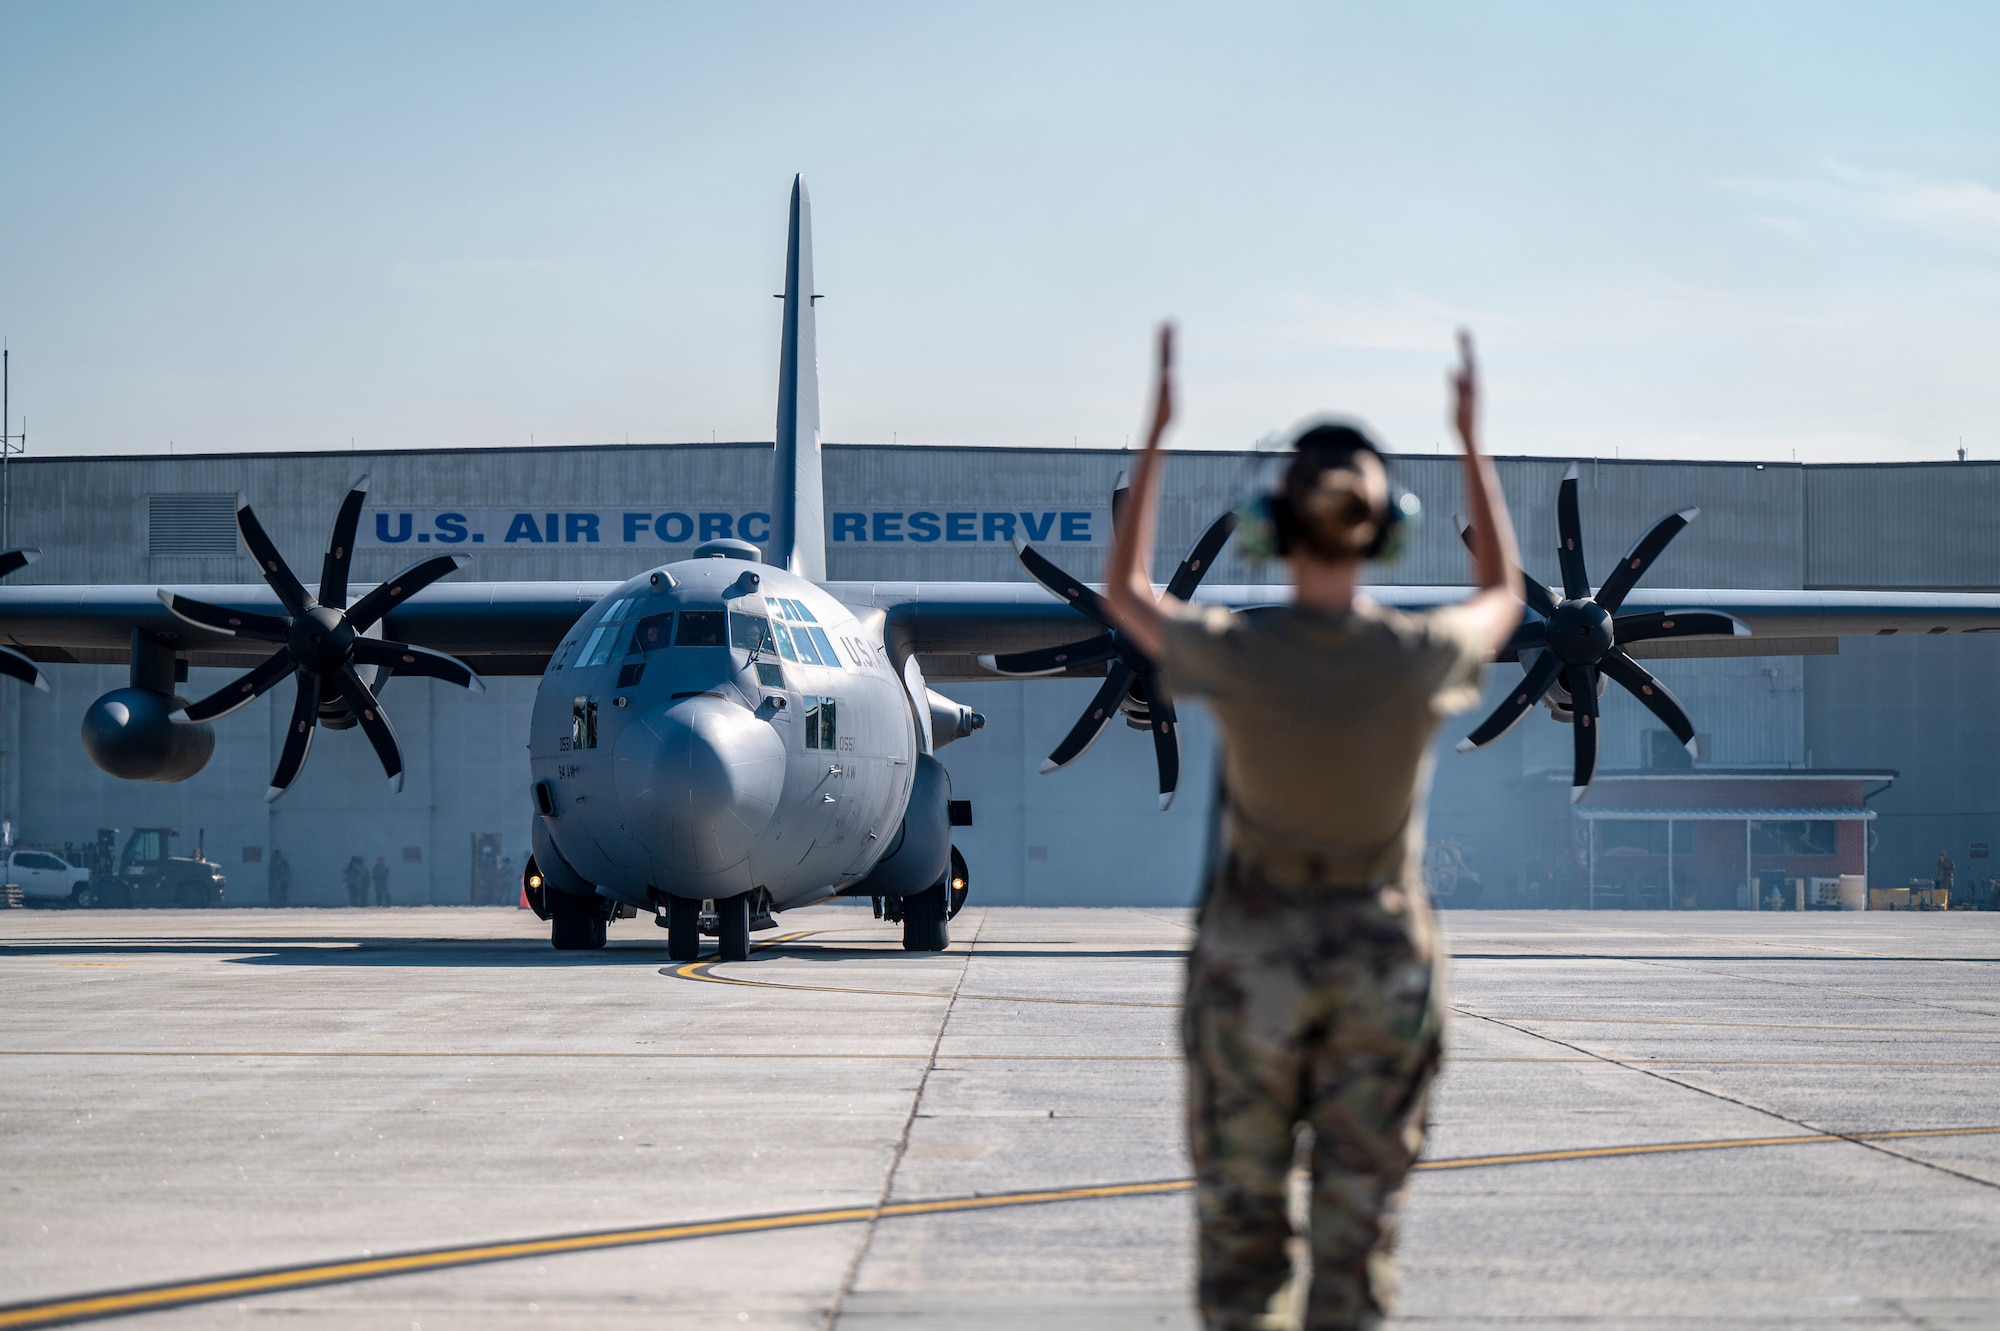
2, 442, 1995, 909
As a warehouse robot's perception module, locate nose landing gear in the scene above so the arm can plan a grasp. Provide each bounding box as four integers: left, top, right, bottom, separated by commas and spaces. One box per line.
658, 892, 752, 963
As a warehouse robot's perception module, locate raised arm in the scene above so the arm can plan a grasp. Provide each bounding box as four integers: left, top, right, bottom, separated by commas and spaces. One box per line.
1452, 330, 1523, 655
1104, 324, 1176, 660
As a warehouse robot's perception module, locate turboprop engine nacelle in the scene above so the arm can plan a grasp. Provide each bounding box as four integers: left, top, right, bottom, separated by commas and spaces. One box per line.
81, 687, 215, 782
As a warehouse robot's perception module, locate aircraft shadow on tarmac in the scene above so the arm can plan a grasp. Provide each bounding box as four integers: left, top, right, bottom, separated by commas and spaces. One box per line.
0, 938, 1193, 967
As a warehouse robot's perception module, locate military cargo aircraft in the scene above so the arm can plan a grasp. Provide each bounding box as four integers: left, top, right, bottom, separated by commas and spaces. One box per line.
4, 176, 2000, 958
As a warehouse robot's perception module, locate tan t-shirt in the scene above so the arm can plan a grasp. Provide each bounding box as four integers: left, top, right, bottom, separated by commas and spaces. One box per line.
1158, 598, 1489, 887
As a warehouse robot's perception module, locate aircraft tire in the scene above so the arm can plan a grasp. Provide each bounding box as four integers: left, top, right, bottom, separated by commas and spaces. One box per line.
716, 893, 751, 963
900, 883, 949, 953
665, 894, 701, 962
549, 889, 607, 951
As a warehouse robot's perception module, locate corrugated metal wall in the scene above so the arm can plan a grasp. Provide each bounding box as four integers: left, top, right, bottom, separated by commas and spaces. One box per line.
0, 443, 1992, 906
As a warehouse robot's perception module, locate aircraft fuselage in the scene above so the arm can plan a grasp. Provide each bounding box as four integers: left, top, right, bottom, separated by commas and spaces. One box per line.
528, 551, 916, 913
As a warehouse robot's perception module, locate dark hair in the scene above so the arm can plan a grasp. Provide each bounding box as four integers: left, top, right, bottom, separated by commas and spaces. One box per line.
1278, 423, 1389, 561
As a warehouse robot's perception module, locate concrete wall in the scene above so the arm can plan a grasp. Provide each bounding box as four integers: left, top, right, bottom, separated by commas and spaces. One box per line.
2, 443, 1997, 907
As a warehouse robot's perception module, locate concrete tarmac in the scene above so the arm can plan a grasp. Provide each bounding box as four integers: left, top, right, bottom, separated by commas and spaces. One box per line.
1, 905, 1996, 1329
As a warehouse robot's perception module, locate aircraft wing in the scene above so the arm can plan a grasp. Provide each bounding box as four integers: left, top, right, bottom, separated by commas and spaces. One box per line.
3, 579, 1999, 681
0, 582, 619, 675
841, 581, 2000, 680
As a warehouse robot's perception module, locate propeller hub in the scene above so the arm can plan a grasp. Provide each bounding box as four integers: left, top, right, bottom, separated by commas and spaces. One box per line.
1546, 599, 1613, 665
289, 605, 356, 674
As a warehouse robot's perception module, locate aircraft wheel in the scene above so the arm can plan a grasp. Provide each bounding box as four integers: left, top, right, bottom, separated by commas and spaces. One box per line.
549, 889, 607, 950
664, 894, 701, 962
715, 893, 750, 962
901, 883, 949, 953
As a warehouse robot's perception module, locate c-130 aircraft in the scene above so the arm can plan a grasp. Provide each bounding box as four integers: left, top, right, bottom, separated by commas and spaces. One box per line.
5, 176, 2000, 958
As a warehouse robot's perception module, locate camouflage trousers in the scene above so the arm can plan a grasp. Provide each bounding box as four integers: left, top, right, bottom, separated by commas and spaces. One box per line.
1183, 857, 1445, 1331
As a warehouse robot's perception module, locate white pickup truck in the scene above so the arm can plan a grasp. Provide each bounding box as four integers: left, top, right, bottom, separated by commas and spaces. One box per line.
7, 849, 94, 907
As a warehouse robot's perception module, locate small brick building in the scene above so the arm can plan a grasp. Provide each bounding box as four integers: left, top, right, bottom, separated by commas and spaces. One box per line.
1550, 770, 1896, 909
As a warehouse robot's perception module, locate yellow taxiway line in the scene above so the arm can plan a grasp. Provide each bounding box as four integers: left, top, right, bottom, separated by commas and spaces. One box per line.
4, 1124, 1998, 1328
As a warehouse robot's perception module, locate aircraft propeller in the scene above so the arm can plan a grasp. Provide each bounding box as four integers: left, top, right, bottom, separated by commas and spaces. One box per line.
0, 548, 49, 692
982, 479, 1236, 810
159, 477, 484, 802
1458, 463, 1747, 799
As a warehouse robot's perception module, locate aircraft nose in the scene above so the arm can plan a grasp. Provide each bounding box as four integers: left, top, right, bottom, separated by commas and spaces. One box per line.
614, 694, 785, 892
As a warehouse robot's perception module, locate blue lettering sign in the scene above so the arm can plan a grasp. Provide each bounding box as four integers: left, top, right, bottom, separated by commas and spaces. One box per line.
872, 512, 904, 542
655, 512, 694, 543
983, 512, 1017, 542
700, 512, 733, 541
623, 513, 651, 542
505, 513, 544, 543
907, 511, 940, 542
1020, 511, 1056, 541
566, 513, 600, 543
946, 512, 976, 541
376, 513, 413, 544
833, 513, 866, 542
1060, 511, 1091, 542
739, 511, 771, 542
435, 513, 468, 544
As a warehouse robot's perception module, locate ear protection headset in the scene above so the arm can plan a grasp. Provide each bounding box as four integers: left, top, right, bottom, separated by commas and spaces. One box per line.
1235, 422, 1421, 564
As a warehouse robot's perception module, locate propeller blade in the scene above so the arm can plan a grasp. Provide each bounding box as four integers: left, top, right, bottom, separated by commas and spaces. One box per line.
174, 649, 296, 724
318, 476, 371, 609
1146, 678, 1181, 811
1599, 649, 1697, 750
351, 638, 487, 693
235, 499, 316, 616
0, 646, 48, 691
0, 548, 40, 580
1556, 463, 1589, 600
1565, 664, 1599, 799
1595, 507, 1698, 614
1457, 651, 1563, 751
1504, 618, 1549, 655
1458, 519, 1560, 619
1612, 610, 1749, 645
331, 666, 405, 792
345, 554, 470, 632
980, 635, 1117, 677
156, 590, 290, 642
265, 673, 320, 802
1164, 510, 1239, 602
1015, 543, 1116, 633
1038, 662, 1135, 772
1111, 472, 1131, 539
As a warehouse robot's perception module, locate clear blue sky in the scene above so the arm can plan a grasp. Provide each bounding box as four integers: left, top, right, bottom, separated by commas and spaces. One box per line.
2, 2, 1995, 462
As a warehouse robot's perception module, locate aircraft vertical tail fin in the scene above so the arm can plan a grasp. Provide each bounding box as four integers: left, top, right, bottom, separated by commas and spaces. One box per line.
769, 175, 826, 582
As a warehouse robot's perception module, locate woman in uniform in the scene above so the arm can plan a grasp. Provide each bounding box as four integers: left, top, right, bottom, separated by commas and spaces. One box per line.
1106, 327, 1521, 1330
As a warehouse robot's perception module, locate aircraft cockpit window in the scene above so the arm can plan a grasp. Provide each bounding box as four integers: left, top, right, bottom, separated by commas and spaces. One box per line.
729, 611, 773, 654
630, 613, 674, 653
790, 599, 819, 624
771, 621, 801, 662
804, 627, 842, 668
803, 696, 838, 749
583, 625, 630, 668
673, 610, 726, 646
789, 624, 823, 666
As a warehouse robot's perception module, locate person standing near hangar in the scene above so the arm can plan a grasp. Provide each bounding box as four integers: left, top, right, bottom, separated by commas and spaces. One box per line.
1105, 327, 1521, 1329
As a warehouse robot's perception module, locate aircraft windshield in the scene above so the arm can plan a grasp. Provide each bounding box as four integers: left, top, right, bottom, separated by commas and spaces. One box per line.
729, 612, 772, 654
673, 611, 726, 647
